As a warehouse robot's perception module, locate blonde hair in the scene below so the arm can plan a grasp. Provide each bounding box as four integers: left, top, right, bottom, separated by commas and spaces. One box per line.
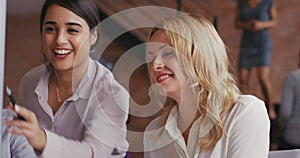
147, 14, 240, 150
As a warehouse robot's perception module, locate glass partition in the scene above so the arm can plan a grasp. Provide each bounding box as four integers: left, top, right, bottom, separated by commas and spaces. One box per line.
0, 0, 7, 150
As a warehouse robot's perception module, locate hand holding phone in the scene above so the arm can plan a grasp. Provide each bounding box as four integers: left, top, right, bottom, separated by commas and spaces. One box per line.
6, 86, 26, 120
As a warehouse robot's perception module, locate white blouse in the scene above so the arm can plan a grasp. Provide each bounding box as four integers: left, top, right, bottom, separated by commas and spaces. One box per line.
144, 95, 270, 158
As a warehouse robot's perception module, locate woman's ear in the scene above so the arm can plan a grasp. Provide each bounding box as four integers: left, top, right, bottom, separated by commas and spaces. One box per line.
90, 27, 98, 45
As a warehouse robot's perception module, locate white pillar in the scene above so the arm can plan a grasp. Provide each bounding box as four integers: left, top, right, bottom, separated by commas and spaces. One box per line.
0, 0, 7, 149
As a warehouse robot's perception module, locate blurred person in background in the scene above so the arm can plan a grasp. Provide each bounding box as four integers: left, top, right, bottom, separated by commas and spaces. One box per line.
278, 50, 300, 150
234, 0, 278, 120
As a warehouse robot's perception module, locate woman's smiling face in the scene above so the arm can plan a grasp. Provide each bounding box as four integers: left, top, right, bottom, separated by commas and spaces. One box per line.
41, 4, 96, 72
147, 29, 190, 102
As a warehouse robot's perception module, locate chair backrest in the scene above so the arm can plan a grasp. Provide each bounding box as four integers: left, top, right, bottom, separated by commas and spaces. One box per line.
268, 149, 300, 158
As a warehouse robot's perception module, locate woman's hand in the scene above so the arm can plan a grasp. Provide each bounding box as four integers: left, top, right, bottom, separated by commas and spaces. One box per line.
3, 105, 46, 151
250, 20, 265, 32
243, 21, 256, 32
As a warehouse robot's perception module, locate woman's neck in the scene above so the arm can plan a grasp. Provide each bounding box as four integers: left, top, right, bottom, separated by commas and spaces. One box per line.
53, 71, 73, 91
177, 94, 201, 145
52, 60, 88, 91
177, 91, 200, 133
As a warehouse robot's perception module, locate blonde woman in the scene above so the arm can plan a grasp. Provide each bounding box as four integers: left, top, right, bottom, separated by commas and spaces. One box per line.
144, 14, 270, 158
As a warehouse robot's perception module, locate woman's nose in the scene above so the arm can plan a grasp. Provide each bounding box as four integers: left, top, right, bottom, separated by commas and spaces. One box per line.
153, 59, 164, 71
56, 31, 68, 45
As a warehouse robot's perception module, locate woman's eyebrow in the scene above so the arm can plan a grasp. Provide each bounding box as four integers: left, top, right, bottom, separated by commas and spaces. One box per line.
159, 45, 167, 50
43, 21, 82, 28
66, 22, 83, 28
147, 44, 170, 55
44, 21, 56, 25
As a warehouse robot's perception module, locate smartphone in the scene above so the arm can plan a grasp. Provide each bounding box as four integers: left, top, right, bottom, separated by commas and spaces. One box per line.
6, 86, 25, 120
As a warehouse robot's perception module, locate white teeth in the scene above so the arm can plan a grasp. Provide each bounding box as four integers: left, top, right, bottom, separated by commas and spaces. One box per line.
54, 49, 71, 55
158, 74, 170, 81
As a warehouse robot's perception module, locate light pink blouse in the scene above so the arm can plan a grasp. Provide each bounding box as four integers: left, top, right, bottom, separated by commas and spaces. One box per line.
19, 58, 129, 158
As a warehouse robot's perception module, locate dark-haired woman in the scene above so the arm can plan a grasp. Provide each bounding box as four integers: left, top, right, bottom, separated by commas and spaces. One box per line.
3, 0, 129, 157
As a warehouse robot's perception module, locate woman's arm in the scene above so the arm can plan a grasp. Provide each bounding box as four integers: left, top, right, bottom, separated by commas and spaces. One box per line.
5, 96, 129, 158
252, 3, 278, 31
234, 5, 253, 30
235, 2, 278, 32
279, 74, 295, 128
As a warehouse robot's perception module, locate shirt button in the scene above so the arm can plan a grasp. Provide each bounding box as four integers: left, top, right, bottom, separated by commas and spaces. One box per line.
51, 122, 55, 131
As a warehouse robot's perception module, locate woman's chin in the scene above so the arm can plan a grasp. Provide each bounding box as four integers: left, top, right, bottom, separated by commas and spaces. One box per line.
157, 85, 167, 96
